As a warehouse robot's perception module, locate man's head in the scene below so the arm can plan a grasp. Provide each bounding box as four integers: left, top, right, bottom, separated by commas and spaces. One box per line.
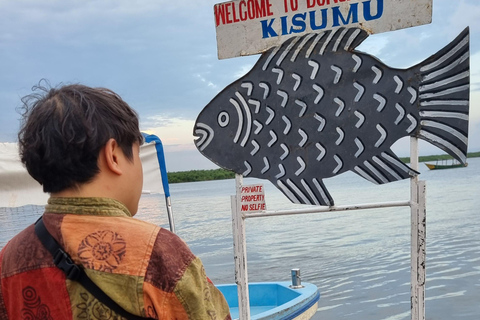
18, 83, 144, 213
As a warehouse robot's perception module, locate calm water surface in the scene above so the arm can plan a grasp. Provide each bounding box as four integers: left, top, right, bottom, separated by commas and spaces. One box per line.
1, 158, 479, 319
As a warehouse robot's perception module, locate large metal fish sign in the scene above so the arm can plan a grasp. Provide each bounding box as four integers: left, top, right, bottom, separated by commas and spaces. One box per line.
194, 27, 470, 206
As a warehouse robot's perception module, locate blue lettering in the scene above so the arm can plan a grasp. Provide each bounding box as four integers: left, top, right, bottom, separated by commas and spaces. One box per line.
363, 0, 384, 21
309, 9, 328, 30
280, 16, 289, 35
260, 1, 383, 40
290, 13, 307, 34
332, 3, 359, 27
261, 19, 278, 38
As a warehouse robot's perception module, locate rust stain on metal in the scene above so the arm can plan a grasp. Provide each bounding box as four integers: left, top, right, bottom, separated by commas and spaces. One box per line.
358, 23, 374, 34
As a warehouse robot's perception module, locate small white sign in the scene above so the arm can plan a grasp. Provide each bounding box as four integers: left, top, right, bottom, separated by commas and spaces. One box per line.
240, 184, 266, 213
214, 0, 433, 59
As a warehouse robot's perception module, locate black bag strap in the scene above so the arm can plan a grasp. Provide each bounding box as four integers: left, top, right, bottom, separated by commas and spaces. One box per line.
35, 217, 154, 320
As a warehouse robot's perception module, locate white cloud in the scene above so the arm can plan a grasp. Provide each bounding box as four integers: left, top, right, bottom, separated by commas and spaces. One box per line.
357, 34, 389, 57
195, 74, 218, 90
234, 63, 255, 78
141, 116, 195, 147
0, 0, 216, 50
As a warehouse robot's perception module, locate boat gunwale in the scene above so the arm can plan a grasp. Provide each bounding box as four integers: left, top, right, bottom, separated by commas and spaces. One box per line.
216, 281, 320, 320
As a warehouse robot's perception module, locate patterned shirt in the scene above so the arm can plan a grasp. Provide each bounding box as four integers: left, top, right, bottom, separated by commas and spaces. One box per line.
0, 197, 231, 320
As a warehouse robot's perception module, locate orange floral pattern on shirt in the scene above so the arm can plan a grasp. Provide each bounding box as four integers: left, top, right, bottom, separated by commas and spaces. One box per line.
77, 231, 126, 272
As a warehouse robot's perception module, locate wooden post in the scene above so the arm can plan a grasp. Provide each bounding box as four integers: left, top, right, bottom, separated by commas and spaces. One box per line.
410, 137, 426, 320
231, 174, 250, 319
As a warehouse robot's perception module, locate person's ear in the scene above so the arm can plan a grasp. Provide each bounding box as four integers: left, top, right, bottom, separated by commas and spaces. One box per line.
103, 138, 123, 175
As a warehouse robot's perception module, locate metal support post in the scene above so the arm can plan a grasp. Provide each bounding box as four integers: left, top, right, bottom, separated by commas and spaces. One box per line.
231, 174, 250, 320
165, 196, 175, 233
410, 137, 426, 320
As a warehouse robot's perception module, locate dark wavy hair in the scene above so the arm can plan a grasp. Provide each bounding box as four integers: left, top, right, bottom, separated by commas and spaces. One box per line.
18, 82, 144, 193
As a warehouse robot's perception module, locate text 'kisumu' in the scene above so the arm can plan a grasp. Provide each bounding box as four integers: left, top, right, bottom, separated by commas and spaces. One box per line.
214, 0, 384, 38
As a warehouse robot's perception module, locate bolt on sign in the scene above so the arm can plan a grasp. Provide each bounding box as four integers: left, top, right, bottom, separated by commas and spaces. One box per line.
214, 0, 432, 59
240, 184, 266, 212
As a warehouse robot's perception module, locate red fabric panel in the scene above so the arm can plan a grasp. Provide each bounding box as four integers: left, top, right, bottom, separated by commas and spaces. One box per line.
43, 213, 66, 247
0, 249, 8, 319
144, 228, 196, 292
0, 225, 53, 278
2, 267, 72, 320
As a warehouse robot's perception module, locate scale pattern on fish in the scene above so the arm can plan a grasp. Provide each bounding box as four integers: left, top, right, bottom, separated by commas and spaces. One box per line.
194, 27, 470, 206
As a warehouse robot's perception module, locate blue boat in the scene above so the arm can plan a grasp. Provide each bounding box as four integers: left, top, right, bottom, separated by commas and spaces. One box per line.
217, 282, 320, 320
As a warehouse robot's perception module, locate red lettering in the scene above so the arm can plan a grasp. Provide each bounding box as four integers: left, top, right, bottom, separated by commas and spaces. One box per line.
249, 203, 266, 211
225, 3, 233, 24
291, 0, 298, 11
283, 0, 298, 12
214, 4, 226, 27
242, 185, 263, 193
266, 0, 273, 16
231, 2, 240, 23
247, 0, 255, 19
306, 0, 352, 9
239, 1, 247, 21
241, 194, 265, 202
255, 0, 266, 18
216, 1, 274, 26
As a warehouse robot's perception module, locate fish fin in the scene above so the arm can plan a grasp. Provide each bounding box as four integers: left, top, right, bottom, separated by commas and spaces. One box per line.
303, 27, 369, 55
417, 27, 469, 164
332, 27, 369, 52
276, 178, 334, 206
257, 27, 369, 70
353, 151, 419, 185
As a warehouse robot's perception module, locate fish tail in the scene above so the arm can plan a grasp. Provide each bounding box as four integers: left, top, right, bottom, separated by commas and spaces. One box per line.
417, 27, 470, 164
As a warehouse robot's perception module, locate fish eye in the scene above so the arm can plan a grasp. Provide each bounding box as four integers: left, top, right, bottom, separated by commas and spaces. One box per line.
218, 111, 230, 128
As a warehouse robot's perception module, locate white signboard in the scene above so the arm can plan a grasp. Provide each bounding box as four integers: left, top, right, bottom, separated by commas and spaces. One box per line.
240, 184, 266, 213
215, 0, 432, 59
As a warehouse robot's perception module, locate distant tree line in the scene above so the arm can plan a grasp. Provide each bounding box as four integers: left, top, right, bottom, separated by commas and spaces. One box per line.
167, 152, 480, 184
167, 169, 235, 183
399, 151, 480, 164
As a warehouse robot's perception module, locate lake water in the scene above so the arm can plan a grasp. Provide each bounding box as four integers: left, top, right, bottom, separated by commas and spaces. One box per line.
1, 158, 479, 319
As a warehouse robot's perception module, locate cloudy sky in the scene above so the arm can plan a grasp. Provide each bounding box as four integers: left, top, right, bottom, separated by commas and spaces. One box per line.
1, 0, 479, 172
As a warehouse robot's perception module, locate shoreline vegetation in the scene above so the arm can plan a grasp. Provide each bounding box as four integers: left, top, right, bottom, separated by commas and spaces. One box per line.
167, 151, 480, 184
